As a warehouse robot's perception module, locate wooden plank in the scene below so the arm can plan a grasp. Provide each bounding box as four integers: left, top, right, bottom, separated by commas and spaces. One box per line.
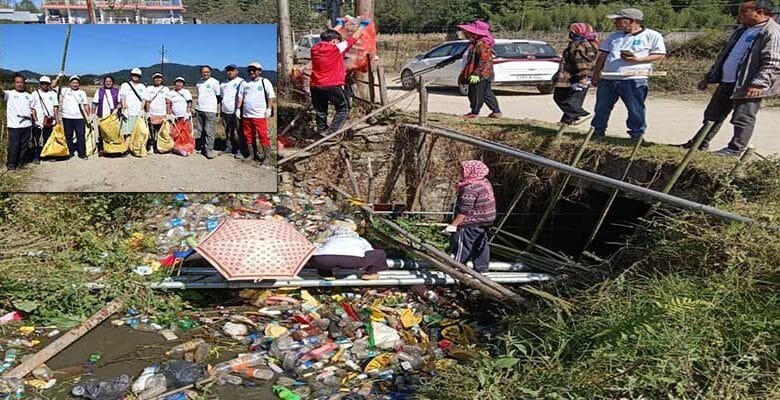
377, 63, 389, 106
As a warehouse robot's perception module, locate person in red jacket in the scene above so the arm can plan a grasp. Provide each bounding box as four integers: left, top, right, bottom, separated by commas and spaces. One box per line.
310, 18, 371, 135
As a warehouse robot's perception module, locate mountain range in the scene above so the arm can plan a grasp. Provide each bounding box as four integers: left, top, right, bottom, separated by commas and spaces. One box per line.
1, 63, 277, 85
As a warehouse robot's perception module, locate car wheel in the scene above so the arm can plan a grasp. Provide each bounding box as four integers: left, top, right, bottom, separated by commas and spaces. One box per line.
537, 83, 555, 94
458, 83, 469, 96
401, 69, 416, 90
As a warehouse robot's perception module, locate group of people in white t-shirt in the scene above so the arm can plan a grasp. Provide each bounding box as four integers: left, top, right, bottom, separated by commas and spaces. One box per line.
2, 63, 276, 172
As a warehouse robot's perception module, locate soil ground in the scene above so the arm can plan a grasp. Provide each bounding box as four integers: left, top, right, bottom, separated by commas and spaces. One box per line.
387, 83, 780, 156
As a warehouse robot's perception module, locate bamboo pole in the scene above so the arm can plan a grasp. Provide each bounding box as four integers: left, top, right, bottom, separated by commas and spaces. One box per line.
728, 146, 755, 177
526, 127, 595, 251
366, 55, 376, 105
341, 148, 362, 199
60, 25, 72, 74
411, 135, 439, 211
3, 300, 124, 380
377, 64, 389, 106
578, 136, 643, 260
662, 121, 715, 194
279, 90, 417, 165
418, 76, 428, 126
367, 157, 375, 204
488, 186, 529, 244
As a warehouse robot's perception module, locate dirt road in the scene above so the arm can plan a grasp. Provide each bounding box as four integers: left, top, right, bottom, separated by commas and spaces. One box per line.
23, 153, 276, 192
388, 85, 780, 156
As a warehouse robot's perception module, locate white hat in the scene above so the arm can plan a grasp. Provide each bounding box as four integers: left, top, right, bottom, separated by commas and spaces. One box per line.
69, 75, 80, 82
130, 67, 142, 76
39, 76, 51, 83
174, 76, 185, 83
247, 62, 263, 70
152, 72, 163, 78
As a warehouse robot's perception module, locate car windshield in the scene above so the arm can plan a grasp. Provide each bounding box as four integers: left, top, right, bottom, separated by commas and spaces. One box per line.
494, 42, 558, 59
310, 37, 321, 45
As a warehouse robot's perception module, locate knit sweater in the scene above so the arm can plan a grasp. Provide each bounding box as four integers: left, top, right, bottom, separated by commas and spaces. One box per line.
456, 180, 496, 228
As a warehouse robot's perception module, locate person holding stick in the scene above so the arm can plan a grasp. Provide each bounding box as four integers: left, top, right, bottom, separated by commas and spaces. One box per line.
2, 74, 37, 172
59, 75, 90, 160
30, 74, 61, 164
310, 18, 371, 135
145, 72, 171, 154
590, 8, 666, 139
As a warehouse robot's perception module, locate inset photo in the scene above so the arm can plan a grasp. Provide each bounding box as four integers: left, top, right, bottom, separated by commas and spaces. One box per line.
0, 23, 278, 192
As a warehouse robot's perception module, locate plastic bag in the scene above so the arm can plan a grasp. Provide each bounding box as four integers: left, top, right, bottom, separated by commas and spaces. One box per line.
160, 360, 205, 388
40, 124, 69, 158
156, 119, 174, 154
172, 118, 195, 157
129, 112, 150, 157
85, 121, 98, 156
71, 374, 130, 400
336, 15, 378, 74
99, 114, 127, 154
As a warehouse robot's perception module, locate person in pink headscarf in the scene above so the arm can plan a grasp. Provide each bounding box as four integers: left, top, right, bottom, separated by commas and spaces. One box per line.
553, 22, 600, 125
442, 160, 496, 273
436, 20, 502, 119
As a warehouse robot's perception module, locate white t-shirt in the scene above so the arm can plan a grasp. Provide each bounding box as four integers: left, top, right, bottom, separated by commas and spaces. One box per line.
145, 85, 170, 116
31, 89, 59, 128
91, 88, 118, 118
314, 235, 373, 257
195, 77, 221, 113
167, 88, 193, 118
721, 26, 762, 83
59, 88, 89, 120
600, 28, 666, 80
3, 90, 34, 128
220, 77, 245, 114
239, 78, 275, 118
119, 82, 146, 116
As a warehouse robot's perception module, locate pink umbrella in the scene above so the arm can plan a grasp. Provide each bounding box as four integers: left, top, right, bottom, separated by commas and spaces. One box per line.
195, 219, 316, 281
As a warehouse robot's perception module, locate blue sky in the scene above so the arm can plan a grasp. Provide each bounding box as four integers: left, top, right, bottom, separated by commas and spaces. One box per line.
0, 24, 277, 74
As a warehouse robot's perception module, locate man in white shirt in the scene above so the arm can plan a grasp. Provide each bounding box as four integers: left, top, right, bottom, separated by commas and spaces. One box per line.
30, 74, 60, 164
2, 74, 37, 172
237, 62, 276, 164
119, 68, 146, 139
591, 8, 666, 139
219, 64, 245, 157
681, 0, 780, 156
60, 75, 91, 159
144, 72, 171, 153
195, 65, 221, 159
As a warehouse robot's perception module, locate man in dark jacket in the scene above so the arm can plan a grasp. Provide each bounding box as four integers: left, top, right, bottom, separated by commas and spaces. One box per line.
681, 0, 780, 156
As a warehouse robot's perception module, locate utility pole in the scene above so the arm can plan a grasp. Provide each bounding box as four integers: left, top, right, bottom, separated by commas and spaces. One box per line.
354, 0, 374, 99
278, 0, 294, 77
159, 44, 166, 76
86, 0, 96, 23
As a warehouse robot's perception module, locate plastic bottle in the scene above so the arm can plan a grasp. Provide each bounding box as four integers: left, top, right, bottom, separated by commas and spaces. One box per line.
136, 374, 167, 400
132, 364, 159, 393
0, 349, 18, 373
212, 353, 265, 375
165, 338, 206, 356
194, 342, 210, 363
269, 335, 303, 358
273, 385, 302, 400
32, 364, 54, 381
299, 342, 337, 362
216, 374, 243, 385
236, 366, 274, 380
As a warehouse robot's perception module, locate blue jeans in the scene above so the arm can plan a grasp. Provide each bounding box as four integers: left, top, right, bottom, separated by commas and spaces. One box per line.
591, 79, 648, 138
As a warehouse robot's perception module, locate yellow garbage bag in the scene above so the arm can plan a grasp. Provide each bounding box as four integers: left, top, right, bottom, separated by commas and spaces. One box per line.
128, 114, 150, 157
156, 119, 174, 154
99, 114, 127, 154
85, 121, 98, 156
40, 124, 69, 158
364, 352, 393, 373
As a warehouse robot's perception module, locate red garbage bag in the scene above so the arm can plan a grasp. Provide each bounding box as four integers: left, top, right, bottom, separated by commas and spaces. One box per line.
172, 118, 195, 157
335, 15, 378, 74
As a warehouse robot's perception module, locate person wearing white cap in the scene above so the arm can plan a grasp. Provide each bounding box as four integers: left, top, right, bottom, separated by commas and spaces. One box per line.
2, 73, 37, 172
30, 74, 61, 164
167, 77, 193, 121
60, 75, 91, 159
195, 65, 221, 159
119, 67, 147, 140
237, 62, 275, 164
590, 8, 666, 140
144, 72, 171, 153
219, 64, 245, 157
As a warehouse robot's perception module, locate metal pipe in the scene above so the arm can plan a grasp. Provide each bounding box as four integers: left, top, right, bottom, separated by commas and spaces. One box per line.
151, 272, 552, 290
527, 127, 595, 251
178, 260, 530, 275
400, 123, 756, 225
578, 136, 644, 260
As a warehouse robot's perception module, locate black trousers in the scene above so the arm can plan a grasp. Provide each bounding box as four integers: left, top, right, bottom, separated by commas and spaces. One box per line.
467, 79, 501, 115
310, 249, 388, 276
311, 85, 350, 134
449, 227, 490, 272
31, 125, 53, 161
148, 122, 162, 152
62, 118, 86, 158
553, 86, 590, 123
698, 83, 762, 151
6, 127, 31, 169
221, 112, 242, 154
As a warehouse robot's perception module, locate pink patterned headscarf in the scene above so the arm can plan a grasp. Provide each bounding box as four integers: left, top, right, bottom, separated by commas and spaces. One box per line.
569, 22, 599, 45
457, 160, 490, 188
